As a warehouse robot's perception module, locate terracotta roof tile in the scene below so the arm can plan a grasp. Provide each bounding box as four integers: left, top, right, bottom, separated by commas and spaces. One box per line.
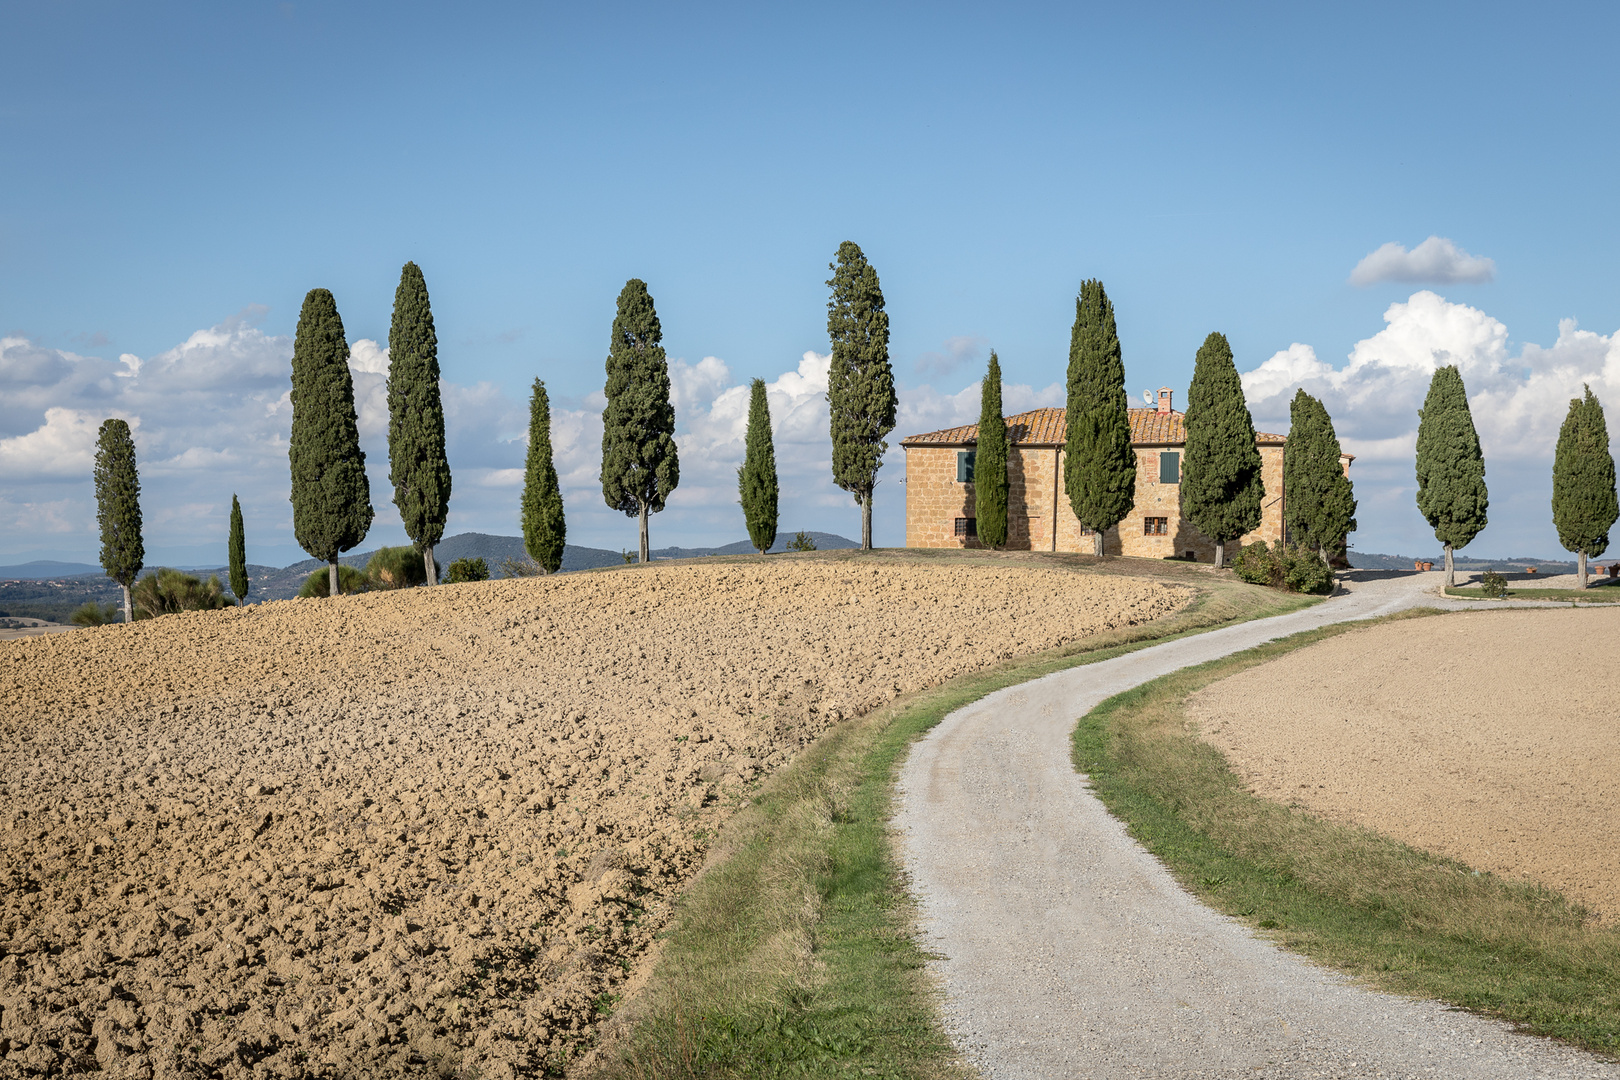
900, 406, 1288, 448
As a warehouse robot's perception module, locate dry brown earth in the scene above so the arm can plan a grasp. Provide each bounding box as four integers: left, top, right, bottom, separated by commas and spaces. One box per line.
0, 556, 1189, 1079
1190, 607, 1620, 920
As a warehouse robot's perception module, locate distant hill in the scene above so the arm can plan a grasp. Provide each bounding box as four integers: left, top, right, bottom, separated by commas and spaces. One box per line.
1349, 550, 1579, 573
0, 560, 104, 579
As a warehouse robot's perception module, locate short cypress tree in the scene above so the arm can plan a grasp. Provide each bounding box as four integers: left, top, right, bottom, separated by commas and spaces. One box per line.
1415, 364, 1488, 587
1551, 385, 1617, 589
1063, 279, 1136, 556
1283, 390, 1357, 565
826, 241, 897, 550
94, 418, 143, 623
738, 378, 779, 555
975, 351, 1009, 549
601, 279, 679, 563
1182, 332, 1263, 568
289, 288, 373, 596
522, 378, 567, 573
228, 493, 248, 603
387, 261, 452, 586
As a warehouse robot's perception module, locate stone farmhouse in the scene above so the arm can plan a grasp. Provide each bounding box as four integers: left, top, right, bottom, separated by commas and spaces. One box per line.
900, 387, 1349, 561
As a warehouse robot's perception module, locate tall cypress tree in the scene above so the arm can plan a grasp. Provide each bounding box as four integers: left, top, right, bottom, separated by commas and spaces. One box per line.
387, 261, 452, 586
826, 241, 897, 550
1063, 279, 1136, 556
601, 279, 679, 563
975, 351, 1009, 550
738, 378, 780, 555
228, 493, 248, 604
522, 378, 567, 573
1182, 332, 1263, 568
1283, 390, 1357, 565
94, 418, 143, 623
1415, 364, 1488, 587
289, 288, 373, 596
1551, 385, 1617, 589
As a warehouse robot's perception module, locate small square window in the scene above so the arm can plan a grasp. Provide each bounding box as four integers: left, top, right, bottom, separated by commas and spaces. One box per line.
954, 517, 978, 537
1144, 516, 1168, 536
957, 450, 977, 483
1159, 451, 1180, 485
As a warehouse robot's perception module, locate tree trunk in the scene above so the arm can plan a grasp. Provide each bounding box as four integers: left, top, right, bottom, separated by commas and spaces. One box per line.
329, 559, 340, 597
1578, 549, 1589, 589
639, 503, 650, 564
423, 545, 437, 586
1093, 529, 1105, 557
860, 493, 873, 550
1214, 540, 1225, 570
1443, 543, 1454, 588
122, 583, 132, 624
1319, 543, 1329, 567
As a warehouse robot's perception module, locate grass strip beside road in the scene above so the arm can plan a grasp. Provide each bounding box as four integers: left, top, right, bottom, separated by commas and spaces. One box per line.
593, 576, 1318, 1079
1445, 584, 1620, 602
1071, 610, 1620, 1059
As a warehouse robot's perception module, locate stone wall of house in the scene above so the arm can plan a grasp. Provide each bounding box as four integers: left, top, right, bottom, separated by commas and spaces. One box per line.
904, 446, 976, 548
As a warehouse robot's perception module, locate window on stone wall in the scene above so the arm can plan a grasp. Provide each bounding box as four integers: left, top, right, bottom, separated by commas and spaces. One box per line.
956, 450, 976, 483
1159, 451, 1180, 484
954, 517, 978, 537
1144, 517, 1168, 535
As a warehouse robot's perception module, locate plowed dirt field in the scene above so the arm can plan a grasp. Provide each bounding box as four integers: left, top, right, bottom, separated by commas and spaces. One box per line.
0, 555, 1189, 1079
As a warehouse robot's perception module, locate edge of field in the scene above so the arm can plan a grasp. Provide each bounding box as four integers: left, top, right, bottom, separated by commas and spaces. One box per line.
1069, 608, 1620, 1059
583, 551, 1320, 1079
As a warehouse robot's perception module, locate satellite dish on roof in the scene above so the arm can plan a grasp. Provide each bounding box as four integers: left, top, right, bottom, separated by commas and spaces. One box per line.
1142, 389, 1154, 404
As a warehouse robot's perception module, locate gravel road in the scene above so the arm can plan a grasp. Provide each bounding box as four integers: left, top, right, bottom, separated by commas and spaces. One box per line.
895, 571, 1620, 1079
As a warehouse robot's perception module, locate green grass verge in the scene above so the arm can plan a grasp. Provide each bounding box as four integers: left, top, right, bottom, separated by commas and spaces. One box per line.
1071, 609, 1620, 1058
591, 574, 1320, 1079
1445, 584, 1620, 602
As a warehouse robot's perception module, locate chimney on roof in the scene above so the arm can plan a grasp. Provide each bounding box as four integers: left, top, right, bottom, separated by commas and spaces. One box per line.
1157, 387, 1173, 414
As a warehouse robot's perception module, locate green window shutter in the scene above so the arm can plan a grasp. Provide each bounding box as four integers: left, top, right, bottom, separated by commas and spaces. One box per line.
957, 450, 976, 483
1159, 451, 1180, 484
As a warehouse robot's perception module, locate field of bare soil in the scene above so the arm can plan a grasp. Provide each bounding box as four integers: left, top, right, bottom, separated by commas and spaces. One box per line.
1190, 607, 1620, 921
0, 554, 1189, 1079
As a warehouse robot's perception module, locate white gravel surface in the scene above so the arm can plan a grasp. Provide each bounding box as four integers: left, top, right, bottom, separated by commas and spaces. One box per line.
895, 571, 1620, 1079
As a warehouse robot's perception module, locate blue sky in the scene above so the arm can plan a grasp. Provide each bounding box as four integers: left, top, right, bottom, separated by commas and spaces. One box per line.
3, 2, 1617, 566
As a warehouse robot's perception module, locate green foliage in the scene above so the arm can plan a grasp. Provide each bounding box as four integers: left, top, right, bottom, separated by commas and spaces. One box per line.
1182, 333, 1263, 555
739, 378, 780, 555
1283, 390, 1357, 559
227, 494, 248, 603
94, 418, 143, 591
1480, 570, 1509, 599
499, 555, 545, 577
1229, 541, 1334, 595
387, 262, 452, 571
1063, 280, 1136, 545
298, 564, 369, 598
1415, 365, 1488, 550
1552, 385, 1617, 560
70, 602, 121, 626
289, 288, 373, 565
443, 557, 490, 583
364, 545, 427, 589
825, 241, 897, 549
974, 352, 1009, 549
133, 568, 232, 618
522, 378, 567, 573
602, 279, 679, 561
786, 531, 817, 552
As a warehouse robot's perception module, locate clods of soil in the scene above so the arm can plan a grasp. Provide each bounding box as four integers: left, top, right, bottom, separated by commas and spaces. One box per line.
0, 557, 1187, 1078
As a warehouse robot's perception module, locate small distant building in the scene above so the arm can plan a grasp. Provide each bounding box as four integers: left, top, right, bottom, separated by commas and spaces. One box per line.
900, 388, 1349, 561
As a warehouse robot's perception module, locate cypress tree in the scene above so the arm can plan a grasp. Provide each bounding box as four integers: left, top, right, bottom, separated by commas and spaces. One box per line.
601, 279, 679, 563
289, 288, 373, 596
1182, 332, 1264, 568
228, 493, 248, 604
522, 378, 567, 573
975, 351, 1009, 549
738, 378, 779, 555
1551, 385, 1617, 589
826, 241, 897, 550
1415, 364, 1488, 587
1283, 390, 1357, 565
1063, 279, 1136, 556
94, 418, 143, 623
387, 261, 452, 585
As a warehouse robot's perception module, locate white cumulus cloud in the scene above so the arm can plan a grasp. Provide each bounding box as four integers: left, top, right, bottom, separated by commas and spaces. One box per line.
1348, 236, 1496, 287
